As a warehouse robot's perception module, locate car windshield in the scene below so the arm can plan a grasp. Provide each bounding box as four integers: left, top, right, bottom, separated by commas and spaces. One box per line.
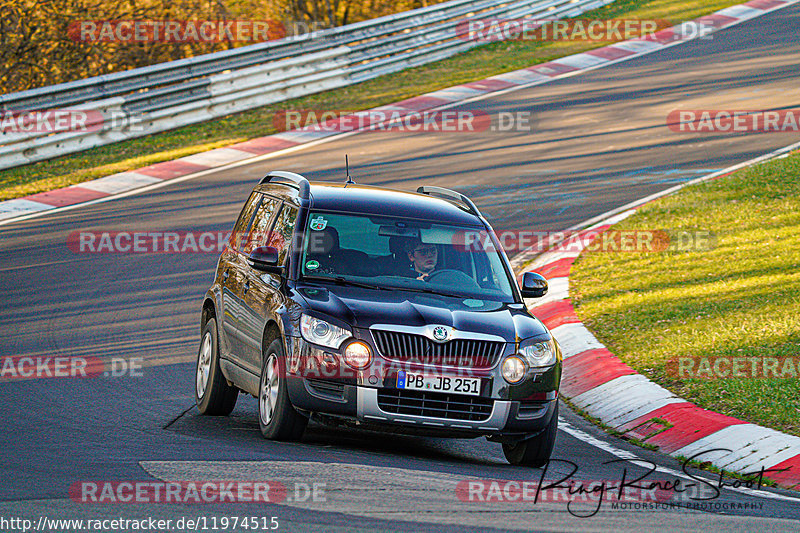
299, 211, 516, 302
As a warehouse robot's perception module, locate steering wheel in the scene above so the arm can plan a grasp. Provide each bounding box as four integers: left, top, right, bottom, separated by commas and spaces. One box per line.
425, 269, 481, 289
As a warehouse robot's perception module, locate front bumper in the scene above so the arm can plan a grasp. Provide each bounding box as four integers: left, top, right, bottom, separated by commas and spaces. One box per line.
287, 378, 557, 438
285, 333, 560, 438
357, 386, 513, 431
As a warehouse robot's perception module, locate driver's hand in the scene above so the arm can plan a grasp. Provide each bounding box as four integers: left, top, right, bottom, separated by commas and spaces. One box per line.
416, 273, 429, 281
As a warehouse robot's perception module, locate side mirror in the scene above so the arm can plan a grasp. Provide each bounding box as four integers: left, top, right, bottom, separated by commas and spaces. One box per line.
248, 246, 282, 273
520, 272, 548, 299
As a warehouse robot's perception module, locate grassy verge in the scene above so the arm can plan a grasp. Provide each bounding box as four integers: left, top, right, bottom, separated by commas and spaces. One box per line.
0, 0, 743, 201
571, 151, 800, 437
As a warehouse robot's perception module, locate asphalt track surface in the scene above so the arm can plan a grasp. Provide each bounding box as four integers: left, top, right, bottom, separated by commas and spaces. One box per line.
2, 5, 800, 532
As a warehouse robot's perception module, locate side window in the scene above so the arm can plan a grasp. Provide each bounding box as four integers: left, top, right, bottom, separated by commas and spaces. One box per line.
243, 196, 279, 254
230, 192, 261, 252
268, 205, 299, 265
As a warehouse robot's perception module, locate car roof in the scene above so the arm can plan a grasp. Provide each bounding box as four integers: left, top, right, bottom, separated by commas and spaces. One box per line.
260, 181, 485, 226
309, 182, 485, 226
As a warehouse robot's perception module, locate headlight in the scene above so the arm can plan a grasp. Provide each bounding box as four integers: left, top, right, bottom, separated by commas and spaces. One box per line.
502, 355, 526, 384
519, 338, 557, 368
344, 341, 372, 369
300, 315, 351, 349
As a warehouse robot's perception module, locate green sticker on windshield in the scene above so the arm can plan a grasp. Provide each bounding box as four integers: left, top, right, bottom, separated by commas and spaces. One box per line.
463, 299, 484, 308
310, 216, 328, 231
306, 260, 320, 271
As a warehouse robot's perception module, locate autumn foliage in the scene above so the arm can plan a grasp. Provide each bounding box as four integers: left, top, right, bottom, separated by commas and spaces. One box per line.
1, 0, 441, 94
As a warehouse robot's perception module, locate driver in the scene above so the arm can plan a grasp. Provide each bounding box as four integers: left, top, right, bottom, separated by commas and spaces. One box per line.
404, 238, 438, 280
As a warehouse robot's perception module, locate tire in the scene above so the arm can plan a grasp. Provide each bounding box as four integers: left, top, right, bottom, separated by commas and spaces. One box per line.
195, 316, 238, 415
502, 402, 559, 467
258, 339, 307, 441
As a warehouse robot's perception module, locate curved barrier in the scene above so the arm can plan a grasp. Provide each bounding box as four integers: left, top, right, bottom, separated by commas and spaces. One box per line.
1, 0, 796, 228
0, 0, 613, 170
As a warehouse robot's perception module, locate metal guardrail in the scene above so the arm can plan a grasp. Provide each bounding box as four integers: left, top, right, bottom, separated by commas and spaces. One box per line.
0, 0, 614, 170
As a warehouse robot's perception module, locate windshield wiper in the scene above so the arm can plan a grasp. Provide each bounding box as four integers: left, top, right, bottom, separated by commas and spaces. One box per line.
302, 275, 390, 291
303, 275, 465, 298
394, 285, 464, 299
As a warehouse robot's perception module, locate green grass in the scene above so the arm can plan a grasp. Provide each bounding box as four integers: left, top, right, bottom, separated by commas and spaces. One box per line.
0, 0, 742, 201
571, 152, 800, 437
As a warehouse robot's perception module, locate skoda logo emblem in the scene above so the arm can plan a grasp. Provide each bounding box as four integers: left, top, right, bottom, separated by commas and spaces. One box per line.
432, 326, 450, 342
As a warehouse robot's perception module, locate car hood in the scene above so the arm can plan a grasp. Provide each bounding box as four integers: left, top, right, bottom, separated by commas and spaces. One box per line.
295, 284, 548, 342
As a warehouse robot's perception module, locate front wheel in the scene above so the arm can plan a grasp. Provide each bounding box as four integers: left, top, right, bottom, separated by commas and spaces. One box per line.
502, 402, 559, 467
195, 317, 238, 415
258, 339, 307, 441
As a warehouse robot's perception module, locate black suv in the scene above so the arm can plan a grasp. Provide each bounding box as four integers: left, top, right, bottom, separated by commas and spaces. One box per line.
195, 171, 562, 466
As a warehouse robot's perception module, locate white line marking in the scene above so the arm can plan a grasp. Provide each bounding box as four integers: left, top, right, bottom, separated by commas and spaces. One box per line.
0, 198, 55, 221
272, 129, 339, 142
76, 172, 162, 194
179, 148, 256, 167
488, 70, 551, 84
554, 53, 609, 69
527, 276, 569, 306
570, 374, 684, 427
717, 6, 766, 20
550, 322, 605, 358
425, 86, 487, 101
672, 425, 800, 473
612, 40, 665, 54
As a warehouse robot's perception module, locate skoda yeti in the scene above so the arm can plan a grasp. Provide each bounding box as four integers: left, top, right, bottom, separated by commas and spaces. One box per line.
195, 171, 562, 466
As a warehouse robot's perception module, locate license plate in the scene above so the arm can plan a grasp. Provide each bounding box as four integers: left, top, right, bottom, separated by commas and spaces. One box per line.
397, 371, 481, 396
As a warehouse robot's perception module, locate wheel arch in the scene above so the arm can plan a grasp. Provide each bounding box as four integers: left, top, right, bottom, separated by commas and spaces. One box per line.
262, 320, 283, 361
201, 297, 216, 332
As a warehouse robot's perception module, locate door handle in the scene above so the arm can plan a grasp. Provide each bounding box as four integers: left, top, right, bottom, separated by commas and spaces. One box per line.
243, 280, 250, 295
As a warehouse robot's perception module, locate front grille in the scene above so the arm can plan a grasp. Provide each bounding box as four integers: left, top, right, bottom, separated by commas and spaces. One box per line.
371, 330, 503, 368
377, 389, 494, 421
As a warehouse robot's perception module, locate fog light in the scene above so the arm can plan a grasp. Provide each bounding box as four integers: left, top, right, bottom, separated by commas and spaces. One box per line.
502, 355, 526, 384
344, 341, 372, 369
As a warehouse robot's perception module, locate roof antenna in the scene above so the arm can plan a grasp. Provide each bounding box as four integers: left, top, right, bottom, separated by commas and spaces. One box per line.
344, 154, 355, 186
